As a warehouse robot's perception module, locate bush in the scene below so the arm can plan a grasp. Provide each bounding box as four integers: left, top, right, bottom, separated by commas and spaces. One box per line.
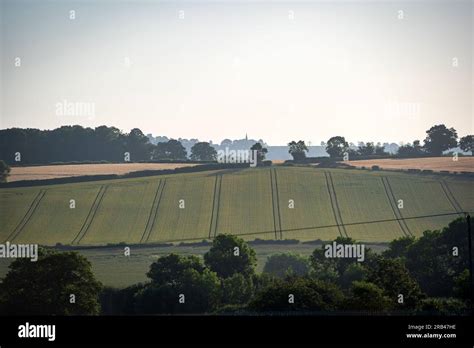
213, 304, 249, 314
371, 165, 380, 171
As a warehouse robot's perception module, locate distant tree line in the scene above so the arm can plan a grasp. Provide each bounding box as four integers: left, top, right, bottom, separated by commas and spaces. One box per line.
1, 217, 470, 315
287, 124, 472, 162
1, 123, 471, 165
0, 126, 151, 164
0, 126, 224, 165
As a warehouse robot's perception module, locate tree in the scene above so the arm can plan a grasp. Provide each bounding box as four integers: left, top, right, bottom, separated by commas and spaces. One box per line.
326, 136, 348, 159
397, 140, 424, 157
288, 140, 308, 162
135, 268, 220, 314
344, 281, 393, 311
0, 160, 10, 183
310, 237, 368, 278
153, 139, 187, 160
220, 138, 232, 146
382, 236, 416, 259
0, 249, 102, 315
221, 273, 254, 305
190, 142, 217, 161
204, 234, 257, 278
0, 125, 157, 164
423, 124, 458, 156
263, 253, 309, 278
419, 298, 468, 315
100, 284, 145, 315
126, 128, 152, 161
147, 253, 204, 285
177, 267, 221, 312
459, 135, 473, 155
404, 218, 470, 297
250, 142, 268, 165
339, 263, 367, 289
453, 269, 470, 299
374, 143, 388, 156
138, 254, 221, 313
249, 278, 344, 312
93, 125, 126, 161
365, 256, 423, 309
357, 142, 375, 156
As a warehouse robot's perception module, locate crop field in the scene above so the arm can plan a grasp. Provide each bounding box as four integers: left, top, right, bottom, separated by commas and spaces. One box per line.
217, 170, 274, 240
275, 169, 340, 241
0, 167, 472, 246
147, 176, 216, 243
345, 157, 474, 173
7, 162, 200, 182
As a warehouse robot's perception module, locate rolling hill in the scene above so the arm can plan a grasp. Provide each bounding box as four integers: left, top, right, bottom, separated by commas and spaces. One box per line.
0, 166, 472, 246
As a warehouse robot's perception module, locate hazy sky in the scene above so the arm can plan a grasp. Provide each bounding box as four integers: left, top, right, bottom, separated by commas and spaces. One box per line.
1, 0, 472, 145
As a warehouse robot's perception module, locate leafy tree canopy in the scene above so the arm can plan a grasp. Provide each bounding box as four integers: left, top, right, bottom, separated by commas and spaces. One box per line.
0, 248, 102, 315
423, 124, 457, 156
204, 234, 257, 278
190, 142, 217, 161
288, 140, 308, 161
250, 142, 268, 165
326, 136, 348, 159
153, 139, 187, 160
459, 135, 473, 155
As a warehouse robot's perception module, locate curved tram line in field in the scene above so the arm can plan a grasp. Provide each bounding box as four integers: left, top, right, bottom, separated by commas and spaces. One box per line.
140, 179, 167, 243
440, 180, 463, 214
208, 175, 222, 239
380, 176, 413, 237
71, 185, 109, 244
324, 171, 348, 238
270, 168, 283, 239
5, 189, 46, 243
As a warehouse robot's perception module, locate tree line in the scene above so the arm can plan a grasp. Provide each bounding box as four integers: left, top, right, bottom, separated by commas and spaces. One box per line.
0, 123, 472, 167
0, 126, 225, 165
287, 124, 473, 161
0, 217, 470, 315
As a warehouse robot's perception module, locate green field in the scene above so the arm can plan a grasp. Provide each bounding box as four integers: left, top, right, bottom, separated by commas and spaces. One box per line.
1, 167, 473, 246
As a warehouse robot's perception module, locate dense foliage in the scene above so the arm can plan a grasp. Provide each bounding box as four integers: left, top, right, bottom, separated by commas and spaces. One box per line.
0, 218, 471, 315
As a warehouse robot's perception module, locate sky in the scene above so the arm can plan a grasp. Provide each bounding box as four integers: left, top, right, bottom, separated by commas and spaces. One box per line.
1, 0, 472, 145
